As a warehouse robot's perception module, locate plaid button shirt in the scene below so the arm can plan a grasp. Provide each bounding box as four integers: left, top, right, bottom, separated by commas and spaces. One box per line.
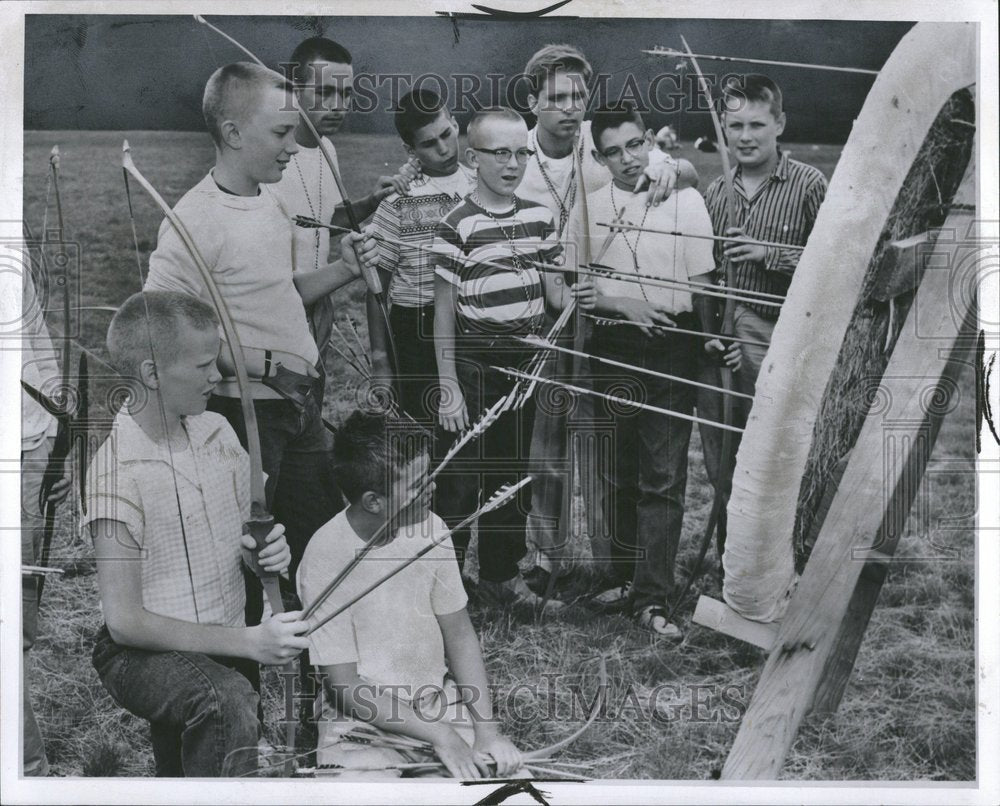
84, 410, 252, 626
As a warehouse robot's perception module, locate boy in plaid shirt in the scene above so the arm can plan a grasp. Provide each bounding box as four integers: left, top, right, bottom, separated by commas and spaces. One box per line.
86, 292, 307, 777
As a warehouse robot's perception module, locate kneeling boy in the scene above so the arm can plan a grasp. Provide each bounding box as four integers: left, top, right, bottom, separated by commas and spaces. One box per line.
86, 292, 308, 777
298, 410, 523, 778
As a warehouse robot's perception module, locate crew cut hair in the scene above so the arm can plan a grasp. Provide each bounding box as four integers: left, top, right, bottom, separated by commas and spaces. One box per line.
591, 102, 646, 152
286, 37, 353, 87
394, 89, 448, 146
202, 62, 294, 147
523, 43, 593, 96
721, 73, 784, 118
332, 410, 431, 503
466, 106, 525, 148
107, 291, 219, 379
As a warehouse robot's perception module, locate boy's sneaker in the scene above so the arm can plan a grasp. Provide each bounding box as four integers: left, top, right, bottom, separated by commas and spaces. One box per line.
591, 581, 631, 612
635, 605, 683, 641
479, 576, 565, 612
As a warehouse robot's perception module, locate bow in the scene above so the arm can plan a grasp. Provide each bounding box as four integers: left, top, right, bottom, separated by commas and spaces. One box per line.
665, 38, 741, 622
121, 142, 294, 768
194, 15, 400, 385
27, 146, 87, 604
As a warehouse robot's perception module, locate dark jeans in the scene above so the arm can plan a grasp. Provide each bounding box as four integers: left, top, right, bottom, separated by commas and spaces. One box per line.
434, 338, 536, 584
207, 389, 340, 582
92, 626, 259, 777
590, 318, 698, 610
209, 388, 339, 705
390, 303, 439, 427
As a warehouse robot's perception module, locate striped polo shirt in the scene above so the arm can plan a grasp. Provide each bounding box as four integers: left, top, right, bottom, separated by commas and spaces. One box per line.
704, 150, 827, 320
433, 195, 561, 336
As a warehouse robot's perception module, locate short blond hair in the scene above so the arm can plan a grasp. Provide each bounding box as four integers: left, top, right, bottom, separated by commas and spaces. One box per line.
523, 44, 593, 96
108, 291, 218, 379
466, 107, 525, 148
202, 62, 294, 146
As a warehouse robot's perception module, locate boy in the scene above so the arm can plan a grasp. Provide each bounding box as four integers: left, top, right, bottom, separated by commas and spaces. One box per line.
432, 107, 593, 604
273, 37, 414, 349
698, 75, 827, 511
298, 410, 523, 778
144, 62, 375, 574
516, 44, 700, 596
86, 291, 308, 777
367, 88, 476, 424
569, 103, 724, 636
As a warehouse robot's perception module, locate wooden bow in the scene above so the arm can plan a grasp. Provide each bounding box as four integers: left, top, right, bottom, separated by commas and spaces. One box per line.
194, 15, 400, 383
666, 37, 741, 621
121, 142, 294, 768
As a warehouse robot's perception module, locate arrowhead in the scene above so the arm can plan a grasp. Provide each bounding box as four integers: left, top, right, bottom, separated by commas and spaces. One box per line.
193, 14, 206, 23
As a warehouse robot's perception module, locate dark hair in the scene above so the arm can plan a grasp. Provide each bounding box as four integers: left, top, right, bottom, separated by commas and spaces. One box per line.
394, 89, 448, 146
285, 37, 352, 86
721, 73, 783, 118
332, 410, 430, 503
590, 102, 645, 152
107, 291, 218, 378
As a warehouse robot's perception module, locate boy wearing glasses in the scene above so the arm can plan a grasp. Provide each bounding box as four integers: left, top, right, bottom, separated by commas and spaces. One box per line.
516, 44, 699, 600
432, 108, 595, 605
569, 103, 731, 637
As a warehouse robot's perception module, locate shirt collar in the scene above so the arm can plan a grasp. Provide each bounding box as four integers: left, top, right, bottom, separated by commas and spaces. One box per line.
734, 147, 790, 187
115, 409, 225, 465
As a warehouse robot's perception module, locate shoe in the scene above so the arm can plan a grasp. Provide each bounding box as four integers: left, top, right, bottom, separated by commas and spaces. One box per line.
591, 581, 631, 611
521, 565, 552, 597
480, 576, 565, 611
635, 605, 683, 640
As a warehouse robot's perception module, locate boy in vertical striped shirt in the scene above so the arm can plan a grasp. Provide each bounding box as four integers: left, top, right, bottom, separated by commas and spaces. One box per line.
432, 107, 594, 604
699, 74, 827, 543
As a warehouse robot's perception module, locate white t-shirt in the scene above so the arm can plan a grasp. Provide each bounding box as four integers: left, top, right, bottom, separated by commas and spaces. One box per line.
519, 121, 669, 237
568, 185, 715, 314
145, 173, 319, 399
298, 510, 468, 702
270, 136, 345, 273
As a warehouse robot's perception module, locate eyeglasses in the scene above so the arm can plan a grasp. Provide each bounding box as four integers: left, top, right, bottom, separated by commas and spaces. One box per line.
599, 138, 649, 162
472, 147, 536, 165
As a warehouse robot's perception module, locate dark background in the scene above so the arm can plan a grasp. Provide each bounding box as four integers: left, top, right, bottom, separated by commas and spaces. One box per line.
24, 15, 914, 142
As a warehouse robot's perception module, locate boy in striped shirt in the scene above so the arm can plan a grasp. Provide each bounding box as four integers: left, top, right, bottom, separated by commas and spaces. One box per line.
368, 89, 476, 423
699, 74, 827, 535
432, 107, 594, 603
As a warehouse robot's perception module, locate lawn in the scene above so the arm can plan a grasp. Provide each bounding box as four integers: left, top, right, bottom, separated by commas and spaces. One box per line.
21, 130, 975, 781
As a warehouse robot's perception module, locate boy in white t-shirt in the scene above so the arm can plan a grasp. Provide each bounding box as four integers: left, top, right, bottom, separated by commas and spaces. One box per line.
298, 411, 523, 779
272, 37, 414, 349
569, 103, 737, 638
516, 44, 700, 597
145, 62, 376, 620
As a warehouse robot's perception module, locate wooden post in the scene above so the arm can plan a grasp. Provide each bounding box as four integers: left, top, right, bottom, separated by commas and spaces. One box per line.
721, 173, 979, 779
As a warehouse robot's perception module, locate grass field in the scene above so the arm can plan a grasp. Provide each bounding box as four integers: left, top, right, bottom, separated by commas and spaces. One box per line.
21, 130, 976, 781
